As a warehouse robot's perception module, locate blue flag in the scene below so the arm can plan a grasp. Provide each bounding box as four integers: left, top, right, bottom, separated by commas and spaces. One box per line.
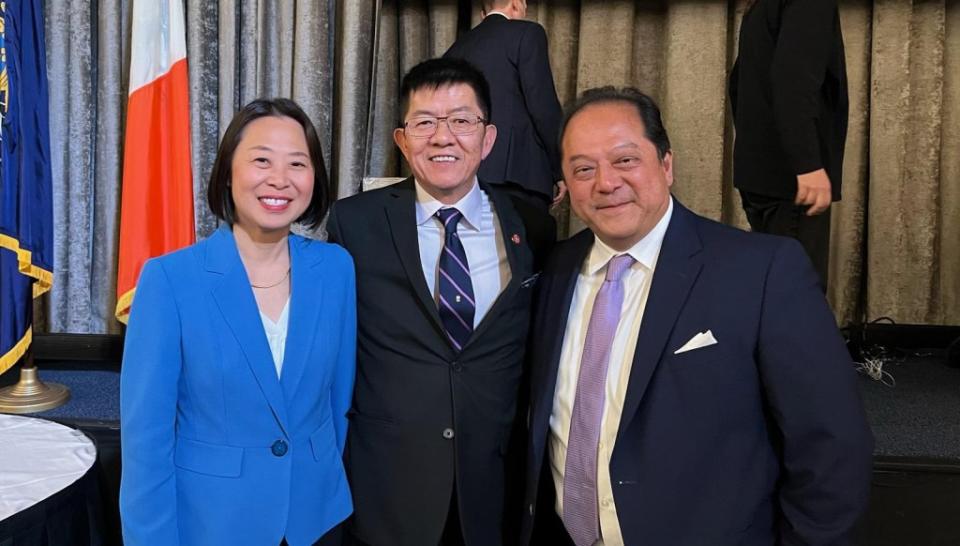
0, 0, 54, 375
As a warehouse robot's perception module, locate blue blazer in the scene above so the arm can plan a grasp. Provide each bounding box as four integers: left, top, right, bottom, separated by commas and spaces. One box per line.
120, 226, 355, 546
522, 201, 873, 545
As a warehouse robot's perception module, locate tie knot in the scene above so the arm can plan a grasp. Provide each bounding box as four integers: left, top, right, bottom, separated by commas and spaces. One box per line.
605, 254, 634, 282
437, 208, 463, 231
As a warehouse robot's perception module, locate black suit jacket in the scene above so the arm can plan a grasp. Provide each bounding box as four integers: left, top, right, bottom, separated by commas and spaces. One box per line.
522, 201, 872, 545
445, 14, 562, 199
730, 0, 848, 201
327, 178, 555, 546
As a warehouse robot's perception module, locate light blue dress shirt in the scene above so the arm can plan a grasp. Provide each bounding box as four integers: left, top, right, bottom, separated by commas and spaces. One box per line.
414, 178, 510, 327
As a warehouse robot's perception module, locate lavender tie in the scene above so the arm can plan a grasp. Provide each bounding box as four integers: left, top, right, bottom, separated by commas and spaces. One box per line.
562, 253, 635, 546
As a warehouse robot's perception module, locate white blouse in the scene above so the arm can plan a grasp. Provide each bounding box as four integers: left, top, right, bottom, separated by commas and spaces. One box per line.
259, 299, 290, 378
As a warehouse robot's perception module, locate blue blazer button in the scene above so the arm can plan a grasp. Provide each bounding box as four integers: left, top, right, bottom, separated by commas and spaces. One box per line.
271, 439, 288, 457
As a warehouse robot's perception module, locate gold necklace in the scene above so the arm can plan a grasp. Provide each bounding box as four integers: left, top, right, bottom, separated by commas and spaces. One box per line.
250, 268, 290, 289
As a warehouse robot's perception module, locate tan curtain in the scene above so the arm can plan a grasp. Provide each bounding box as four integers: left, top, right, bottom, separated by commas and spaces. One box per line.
40, 0, 960, 333
365, 0, 960, 326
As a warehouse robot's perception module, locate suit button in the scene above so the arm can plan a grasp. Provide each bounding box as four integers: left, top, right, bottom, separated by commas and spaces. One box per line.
529, 503, 534, 516
451, 360, 463, 372
442, 428, 455, 440
271, 439, 288, 457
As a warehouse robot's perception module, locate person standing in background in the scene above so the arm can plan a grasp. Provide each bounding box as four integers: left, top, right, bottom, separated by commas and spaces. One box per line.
730, 0, 848, 288
445, 0, 565, 211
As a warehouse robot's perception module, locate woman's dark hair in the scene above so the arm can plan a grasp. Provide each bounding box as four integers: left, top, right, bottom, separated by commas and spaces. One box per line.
207, 98, 330, 230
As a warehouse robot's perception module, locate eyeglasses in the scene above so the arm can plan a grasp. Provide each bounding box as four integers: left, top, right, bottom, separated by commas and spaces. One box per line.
402, 115, 486, 138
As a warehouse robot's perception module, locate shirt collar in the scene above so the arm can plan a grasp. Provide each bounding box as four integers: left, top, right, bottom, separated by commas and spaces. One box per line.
486, 11, 510, 19
414, 177, 484, 231
585, 197, 674, 276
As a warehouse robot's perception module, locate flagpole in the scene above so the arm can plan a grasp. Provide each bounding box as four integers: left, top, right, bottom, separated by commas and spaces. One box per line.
0, 0, 67, 414
0, 346, 70, 414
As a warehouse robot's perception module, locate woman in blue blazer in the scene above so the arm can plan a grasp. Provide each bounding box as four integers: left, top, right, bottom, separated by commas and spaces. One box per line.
120, 98, 355, 545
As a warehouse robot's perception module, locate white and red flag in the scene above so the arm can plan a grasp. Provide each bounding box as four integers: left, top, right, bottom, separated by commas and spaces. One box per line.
116, 0, 195, 323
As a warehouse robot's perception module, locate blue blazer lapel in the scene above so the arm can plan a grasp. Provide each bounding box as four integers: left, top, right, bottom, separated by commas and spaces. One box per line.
617, 202, 703, 436
205, 226, 290, 437
280, 235, 325, 401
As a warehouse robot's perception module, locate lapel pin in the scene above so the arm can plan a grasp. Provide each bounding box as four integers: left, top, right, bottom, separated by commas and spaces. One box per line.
511, 234, 521, 245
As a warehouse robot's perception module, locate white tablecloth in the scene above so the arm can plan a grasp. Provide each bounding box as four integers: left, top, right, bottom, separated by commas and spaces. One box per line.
0, 414, 96, 520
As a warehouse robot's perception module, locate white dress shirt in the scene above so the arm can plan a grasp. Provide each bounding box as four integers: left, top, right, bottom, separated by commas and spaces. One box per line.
549, 198, 674, 546
259, 298, 290, 378
415, 178, 510, 327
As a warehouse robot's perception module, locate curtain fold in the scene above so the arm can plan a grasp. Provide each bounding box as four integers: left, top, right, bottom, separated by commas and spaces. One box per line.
868, 0, 951, 324
332, 0, 377, 199
46, 0, 127, 335
40, 0, 960, 334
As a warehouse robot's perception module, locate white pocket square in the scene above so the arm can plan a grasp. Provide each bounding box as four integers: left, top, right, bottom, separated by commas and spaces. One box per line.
674, 330, 718, 354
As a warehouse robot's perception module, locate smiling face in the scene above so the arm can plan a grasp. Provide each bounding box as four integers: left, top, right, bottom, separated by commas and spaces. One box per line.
393, 83, 497, 204
563, 101, 674, 251
230, 115, 314, 240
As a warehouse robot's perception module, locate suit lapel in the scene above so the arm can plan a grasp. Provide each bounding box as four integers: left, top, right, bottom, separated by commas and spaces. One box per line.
206, 226, 290, 437
279, 235, 324, 401
617, 203, 703, 435
531, 231, 593, 433
465, 182, 527, 347
384, 178, 446, 336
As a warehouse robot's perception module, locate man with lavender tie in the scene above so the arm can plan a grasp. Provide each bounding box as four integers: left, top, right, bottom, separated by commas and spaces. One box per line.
326, 58, 554, 546
520, 87, 873, 546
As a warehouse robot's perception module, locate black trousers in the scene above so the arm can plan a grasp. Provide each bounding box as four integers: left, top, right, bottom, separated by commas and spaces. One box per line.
439, 486, 466, 546
279, 521, 343, 546
739, 190, 831, 290
346, 489, 466, 546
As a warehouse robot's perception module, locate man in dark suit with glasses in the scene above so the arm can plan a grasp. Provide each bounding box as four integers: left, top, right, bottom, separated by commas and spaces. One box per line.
327, 57, 554, 546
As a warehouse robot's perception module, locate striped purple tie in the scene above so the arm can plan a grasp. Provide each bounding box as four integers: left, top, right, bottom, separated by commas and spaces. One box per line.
562, 253, 635, 546
436, 208, 475, 352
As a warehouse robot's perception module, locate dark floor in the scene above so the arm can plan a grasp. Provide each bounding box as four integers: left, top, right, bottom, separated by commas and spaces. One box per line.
3, 347, 960, 545
32, 370, 120, 423
858, 355, 960, 459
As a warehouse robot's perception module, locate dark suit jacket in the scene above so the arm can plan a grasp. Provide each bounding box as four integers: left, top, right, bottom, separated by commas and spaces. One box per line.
327, 178, 555, 546
445, 14, 562, 199
730, 0, 848, 201
522, 201, 873, 545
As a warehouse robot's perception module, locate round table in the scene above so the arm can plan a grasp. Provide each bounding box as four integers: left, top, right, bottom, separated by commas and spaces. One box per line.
0, 414, 102, 544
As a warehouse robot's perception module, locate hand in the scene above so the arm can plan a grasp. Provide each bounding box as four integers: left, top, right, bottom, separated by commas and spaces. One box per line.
551, 180, 567, 209
795, 169, 832, 216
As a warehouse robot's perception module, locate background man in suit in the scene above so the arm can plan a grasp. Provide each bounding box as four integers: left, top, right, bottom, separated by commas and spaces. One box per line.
730, 0, 847, 288
444, 0, 564, 211
521, 87, 873, 546
327, 58, 554, 546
